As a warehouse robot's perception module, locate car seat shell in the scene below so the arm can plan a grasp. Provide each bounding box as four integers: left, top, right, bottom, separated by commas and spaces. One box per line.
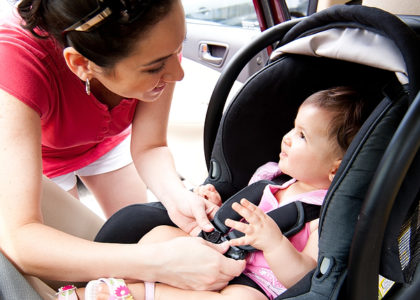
203, 5, 420, 300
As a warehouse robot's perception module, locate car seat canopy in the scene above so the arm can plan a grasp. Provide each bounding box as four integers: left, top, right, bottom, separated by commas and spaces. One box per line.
277, 4, 420, 102
272, 27, 408, 84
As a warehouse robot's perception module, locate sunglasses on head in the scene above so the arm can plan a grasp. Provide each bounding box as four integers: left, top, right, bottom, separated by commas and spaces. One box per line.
62, 0, 143, 35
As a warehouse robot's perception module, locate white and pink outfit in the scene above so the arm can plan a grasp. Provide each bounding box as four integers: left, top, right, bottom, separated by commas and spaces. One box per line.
244, 162, 327, 299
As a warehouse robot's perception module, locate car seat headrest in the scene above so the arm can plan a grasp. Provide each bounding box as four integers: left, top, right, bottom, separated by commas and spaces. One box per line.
205, 54, 396, 201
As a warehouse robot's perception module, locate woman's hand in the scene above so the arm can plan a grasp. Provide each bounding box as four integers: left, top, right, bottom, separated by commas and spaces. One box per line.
166, 189, 220, 236
225, 198, 284, 252
150, 236, 246, 290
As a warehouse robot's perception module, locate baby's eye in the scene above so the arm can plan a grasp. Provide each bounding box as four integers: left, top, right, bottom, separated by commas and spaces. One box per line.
298, 131, 306, 139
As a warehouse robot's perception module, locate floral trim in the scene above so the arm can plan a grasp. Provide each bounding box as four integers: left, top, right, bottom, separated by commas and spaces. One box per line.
56, 285, 77, 299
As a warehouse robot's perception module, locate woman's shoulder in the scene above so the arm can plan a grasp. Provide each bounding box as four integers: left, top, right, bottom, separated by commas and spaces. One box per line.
0, 15, 62, 62
0, 17, 66, 117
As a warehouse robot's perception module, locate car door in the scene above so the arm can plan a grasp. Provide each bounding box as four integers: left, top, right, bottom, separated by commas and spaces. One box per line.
182, 0, 266, 83
181, 0, 314, 80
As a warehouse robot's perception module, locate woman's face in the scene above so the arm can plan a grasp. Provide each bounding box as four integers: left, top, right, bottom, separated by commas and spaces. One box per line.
91, 0, 186, 102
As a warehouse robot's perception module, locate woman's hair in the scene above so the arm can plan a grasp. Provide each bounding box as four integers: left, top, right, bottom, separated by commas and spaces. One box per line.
16, 0, 175, 68
302, 86, 367, 155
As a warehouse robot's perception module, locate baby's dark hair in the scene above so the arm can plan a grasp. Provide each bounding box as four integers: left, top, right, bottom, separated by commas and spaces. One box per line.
15, 0, 175, 68
302, 86, 367, 155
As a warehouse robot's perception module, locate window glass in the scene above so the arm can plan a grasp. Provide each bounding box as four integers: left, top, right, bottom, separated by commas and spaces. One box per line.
182, 0, 259, 29
286, 0, 310, 18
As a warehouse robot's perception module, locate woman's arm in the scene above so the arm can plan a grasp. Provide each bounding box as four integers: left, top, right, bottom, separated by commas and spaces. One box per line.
0, 89, 135, 281
130, 83, 218, 235
0, 89, 244, 288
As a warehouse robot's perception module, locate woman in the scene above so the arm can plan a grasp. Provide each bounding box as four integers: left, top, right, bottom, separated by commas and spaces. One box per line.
0, 0, 245, 296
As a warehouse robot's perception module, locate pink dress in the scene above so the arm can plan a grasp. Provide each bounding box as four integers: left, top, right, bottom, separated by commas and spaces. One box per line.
243, 162, 327, 299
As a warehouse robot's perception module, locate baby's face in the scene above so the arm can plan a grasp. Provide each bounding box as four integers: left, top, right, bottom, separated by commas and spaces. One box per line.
278, 104, 340, 189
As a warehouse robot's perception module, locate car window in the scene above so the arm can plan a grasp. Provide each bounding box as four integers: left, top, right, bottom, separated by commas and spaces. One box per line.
286, 0, 310, 18
0, 1, 13, 17
182, 0, 259, 29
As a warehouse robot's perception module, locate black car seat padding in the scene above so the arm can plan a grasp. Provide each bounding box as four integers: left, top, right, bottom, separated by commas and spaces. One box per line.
205, 54, 395, 201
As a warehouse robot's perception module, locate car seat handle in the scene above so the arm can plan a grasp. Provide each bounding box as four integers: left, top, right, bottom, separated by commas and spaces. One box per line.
203, 19, 300, 168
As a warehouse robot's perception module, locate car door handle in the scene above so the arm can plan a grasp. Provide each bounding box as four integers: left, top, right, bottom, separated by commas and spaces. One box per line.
199, 43, 227, 66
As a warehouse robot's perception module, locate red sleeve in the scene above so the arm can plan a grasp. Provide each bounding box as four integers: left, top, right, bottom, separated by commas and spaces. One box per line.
0, 24, 54, 118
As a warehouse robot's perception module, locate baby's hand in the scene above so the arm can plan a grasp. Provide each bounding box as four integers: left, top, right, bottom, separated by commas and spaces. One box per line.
225, 199, 284, 252
194, 184, 222, 207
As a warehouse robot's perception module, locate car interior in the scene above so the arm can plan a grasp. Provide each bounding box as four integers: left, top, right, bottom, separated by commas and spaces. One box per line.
0, 1, 419, 300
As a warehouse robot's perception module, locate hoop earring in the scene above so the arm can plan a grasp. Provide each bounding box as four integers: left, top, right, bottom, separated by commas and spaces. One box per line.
85, 78, 91, 95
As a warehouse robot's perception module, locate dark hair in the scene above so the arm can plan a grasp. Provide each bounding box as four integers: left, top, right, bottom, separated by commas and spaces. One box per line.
302, 86, 367, 155
16, 0, 175, 68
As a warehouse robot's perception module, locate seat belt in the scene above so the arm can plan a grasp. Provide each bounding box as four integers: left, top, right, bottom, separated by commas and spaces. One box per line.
199, 179, 321, 259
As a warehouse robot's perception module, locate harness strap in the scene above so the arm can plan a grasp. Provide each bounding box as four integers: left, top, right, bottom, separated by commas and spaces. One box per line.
201, 179, 321, 256
228, 201, 321, 252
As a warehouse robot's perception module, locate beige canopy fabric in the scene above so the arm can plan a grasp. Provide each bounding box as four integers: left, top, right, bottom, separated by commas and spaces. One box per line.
317, 0, 420, 15
271, 27, 408, 84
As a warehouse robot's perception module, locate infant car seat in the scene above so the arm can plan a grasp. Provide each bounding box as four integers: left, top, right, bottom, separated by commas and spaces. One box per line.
202, 5, 420, 300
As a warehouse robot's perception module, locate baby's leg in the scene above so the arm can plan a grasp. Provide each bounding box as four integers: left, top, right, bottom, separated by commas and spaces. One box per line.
73, 283, 145, 300
155, 283, 268, 300
138, 225, 188, 245
73, 281, 267, 300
